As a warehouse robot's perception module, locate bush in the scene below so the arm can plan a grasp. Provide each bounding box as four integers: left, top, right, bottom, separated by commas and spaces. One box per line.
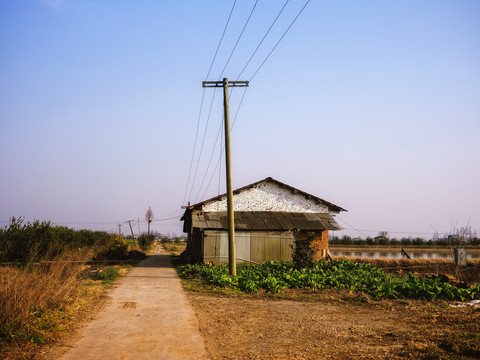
127, 249, 147, 260
291, 230, 315, 270
0, 217, 116, 263
98, 237, 128, 260
138, 234, 155, 252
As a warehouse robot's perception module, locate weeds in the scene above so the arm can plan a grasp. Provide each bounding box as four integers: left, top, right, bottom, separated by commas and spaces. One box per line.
94, 267, 121, 284
0, 250, 91, 344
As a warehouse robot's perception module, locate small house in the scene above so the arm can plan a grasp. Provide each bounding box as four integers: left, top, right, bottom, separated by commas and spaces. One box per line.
180, 177, 346, 264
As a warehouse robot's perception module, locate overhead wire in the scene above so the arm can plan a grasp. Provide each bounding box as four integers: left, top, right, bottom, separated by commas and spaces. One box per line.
236, 0, 290, 80
187, 89, 218, 201
217, 0, 259, 80
198, 86, 249, 201
182, 0, 238, 206
249, 0, 311, 81
190, 0, 260, 203
189, 0, 311, 204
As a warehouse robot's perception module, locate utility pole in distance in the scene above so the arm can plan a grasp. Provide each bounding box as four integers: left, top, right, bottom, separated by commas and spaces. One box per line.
126, 220, 137, 246
202, 78, 249, 276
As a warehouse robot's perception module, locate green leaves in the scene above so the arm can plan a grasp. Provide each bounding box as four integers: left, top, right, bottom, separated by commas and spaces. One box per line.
177, 260, 480, 301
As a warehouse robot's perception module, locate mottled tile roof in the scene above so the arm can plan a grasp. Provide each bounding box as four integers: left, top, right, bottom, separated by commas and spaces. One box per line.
191, 177, 346, 213
191, 211, 341, 231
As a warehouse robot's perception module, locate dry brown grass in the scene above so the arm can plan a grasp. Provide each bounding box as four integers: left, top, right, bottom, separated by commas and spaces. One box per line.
0, 249, 92, 346
162, 241, 187, 256
339, 256, 480, 284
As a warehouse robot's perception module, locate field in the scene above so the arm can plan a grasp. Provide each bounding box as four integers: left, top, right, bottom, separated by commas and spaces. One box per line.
185, 289, 480, 359
178, 259, 480, 359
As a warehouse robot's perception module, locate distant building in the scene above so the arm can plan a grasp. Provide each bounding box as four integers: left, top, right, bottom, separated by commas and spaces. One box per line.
180, 177, 346, 264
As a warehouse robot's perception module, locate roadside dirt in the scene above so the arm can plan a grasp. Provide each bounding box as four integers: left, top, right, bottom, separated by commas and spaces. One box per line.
185, 289, 480, 359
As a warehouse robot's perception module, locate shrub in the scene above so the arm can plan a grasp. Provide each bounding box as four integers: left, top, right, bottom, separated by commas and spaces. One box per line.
138, 234, 155, 252
291, 230, 315, 270
98, 237, 128, 260
127, 249, 147, 260
0, 217, 116, 263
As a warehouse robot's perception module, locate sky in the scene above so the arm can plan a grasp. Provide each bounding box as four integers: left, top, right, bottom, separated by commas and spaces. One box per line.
1, 0, 479, 239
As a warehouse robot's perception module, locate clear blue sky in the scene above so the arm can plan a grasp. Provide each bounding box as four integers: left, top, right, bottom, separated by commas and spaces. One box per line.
1, 0, 479, 239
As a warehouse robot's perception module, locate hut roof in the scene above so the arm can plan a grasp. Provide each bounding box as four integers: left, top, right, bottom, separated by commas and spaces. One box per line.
190, 211, 341, 231
190, 177, 347, 213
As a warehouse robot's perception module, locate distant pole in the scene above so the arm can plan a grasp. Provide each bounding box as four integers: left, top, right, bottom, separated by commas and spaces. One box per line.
126, 220, 136, 246
137, 218, 141, 235
203, 78, 249, 276
118, 224, 121, 238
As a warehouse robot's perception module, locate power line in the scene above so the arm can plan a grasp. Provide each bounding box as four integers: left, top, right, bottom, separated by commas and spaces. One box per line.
187, 88, 219, 202
250, 0, 311, 81
191, 83, 247, 204
217, 0, 259, 79
182, 89, 206, 205
236, 0, 290, 80
205, 0, 238, 81
193, 0, 307, 200
197, 86, 249, 202
188, 1, 259, 204
182, 0, 237, 206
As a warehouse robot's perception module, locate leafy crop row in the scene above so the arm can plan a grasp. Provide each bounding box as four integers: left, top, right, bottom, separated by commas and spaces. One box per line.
177, 260, 480, 301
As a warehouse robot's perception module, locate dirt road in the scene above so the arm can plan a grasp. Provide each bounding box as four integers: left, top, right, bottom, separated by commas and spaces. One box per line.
59, 247, 207, 360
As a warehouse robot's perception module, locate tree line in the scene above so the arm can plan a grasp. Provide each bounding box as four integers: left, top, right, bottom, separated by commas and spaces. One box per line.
330, 234, 480, 247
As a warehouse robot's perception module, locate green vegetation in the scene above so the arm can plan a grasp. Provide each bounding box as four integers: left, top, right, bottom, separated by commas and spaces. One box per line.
331, 232, 480, 247
137, 234, 155, 252
178, 260, 480, 301
96, 237, 128, 260
94, 266, 121, 284
0, 218, 147, 354
291, 230, 315, 269
0, 217, 116, 264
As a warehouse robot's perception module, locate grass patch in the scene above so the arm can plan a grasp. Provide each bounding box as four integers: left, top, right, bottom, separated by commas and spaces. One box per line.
94, 266, 121, 285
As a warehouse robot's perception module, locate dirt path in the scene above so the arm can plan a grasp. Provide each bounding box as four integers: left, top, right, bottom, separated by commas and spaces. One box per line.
58, 246, 208, 360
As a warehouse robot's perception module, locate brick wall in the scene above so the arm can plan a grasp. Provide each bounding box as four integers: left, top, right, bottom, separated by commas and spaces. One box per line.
298, 230, 329, 260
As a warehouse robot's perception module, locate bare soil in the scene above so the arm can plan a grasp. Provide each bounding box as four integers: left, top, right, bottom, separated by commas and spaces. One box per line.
185, 288, 480, 359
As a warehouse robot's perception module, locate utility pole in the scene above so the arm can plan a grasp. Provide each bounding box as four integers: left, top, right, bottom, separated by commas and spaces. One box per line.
126, 220, 137, 246
118, 224, 122, 238
137, 217, 141, 236
202, 78, 249, 276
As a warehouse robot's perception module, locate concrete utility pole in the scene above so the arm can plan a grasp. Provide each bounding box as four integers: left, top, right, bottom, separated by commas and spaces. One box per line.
202, 78, 249, 276
118, 224, 122, 238
126, 220, 137, 246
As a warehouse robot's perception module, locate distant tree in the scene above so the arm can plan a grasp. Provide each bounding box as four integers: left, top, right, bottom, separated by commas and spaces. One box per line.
145, 206, 154, 236
378, 231, 388, 238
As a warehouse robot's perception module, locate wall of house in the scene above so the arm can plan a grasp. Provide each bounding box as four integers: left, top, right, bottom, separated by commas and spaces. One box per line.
297, 230, 329, 260
203, 182, 330, 213
203, 230, 294, 265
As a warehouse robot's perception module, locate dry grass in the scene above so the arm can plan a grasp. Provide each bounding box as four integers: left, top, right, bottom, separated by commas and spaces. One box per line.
0, 249, 92, 346
162, 241, 187, 256
339, 257, 480, 284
